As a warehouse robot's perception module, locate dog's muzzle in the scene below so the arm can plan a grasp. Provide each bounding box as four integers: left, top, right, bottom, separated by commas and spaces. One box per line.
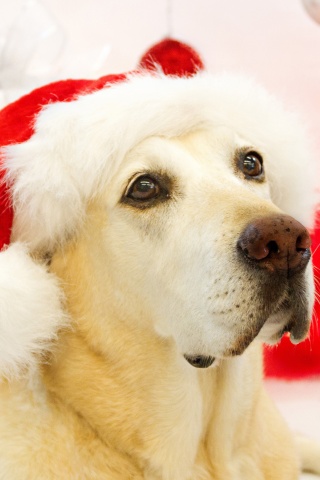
237, 213, 312, 344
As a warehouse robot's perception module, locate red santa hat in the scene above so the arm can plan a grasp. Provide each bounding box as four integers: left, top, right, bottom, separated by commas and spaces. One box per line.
0, 39, 319, 379
0, 39, 205, 378
0, 73, 128, 378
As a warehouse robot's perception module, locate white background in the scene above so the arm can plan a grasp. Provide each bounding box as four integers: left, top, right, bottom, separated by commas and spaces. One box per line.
1, 0, 320, 145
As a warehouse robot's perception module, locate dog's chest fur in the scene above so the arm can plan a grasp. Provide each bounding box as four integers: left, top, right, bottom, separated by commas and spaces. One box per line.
45, 331, 262, 480
42, 328, 206, 480
0, 213, 297, 480
0, 340, 293, 480
31, 228, 264, 480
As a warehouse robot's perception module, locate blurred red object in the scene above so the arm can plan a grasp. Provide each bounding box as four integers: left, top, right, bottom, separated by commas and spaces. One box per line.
264, 213, 320, 379
139, 38, 204, 77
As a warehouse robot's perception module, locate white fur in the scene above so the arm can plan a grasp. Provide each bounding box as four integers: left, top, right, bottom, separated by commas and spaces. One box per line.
0, 72, 318, 478
0, 243, 68, 379
0, 71, 318, 381
2, 72, 318, 253
94, 132, 314, 361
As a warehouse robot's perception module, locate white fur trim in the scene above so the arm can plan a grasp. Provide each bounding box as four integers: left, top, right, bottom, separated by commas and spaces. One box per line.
2, 72, 319, 250
0, 243, 68, 379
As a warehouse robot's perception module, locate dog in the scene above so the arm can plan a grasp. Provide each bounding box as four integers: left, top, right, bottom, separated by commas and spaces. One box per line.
0, 72, 319, 479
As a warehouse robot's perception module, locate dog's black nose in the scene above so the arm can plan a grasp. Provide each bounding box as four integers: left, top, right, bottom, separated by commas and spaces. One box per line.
184, 355, 215, 368
237, 215, 311, 275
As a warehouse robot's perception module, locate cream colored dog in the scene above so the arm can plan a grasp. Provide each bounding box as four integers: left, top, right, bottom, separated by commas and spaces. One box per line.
0, 73, 319, 479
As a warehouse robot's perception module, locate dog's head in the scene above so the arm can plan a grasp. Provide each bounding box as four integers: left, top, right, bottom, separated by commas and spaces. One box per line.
97, 129, 314, 368
3, 73, 318, 369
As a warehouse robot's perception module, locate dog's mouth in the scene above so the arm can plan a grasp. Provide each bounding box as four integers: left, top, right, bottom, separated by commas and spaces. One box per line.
184, 354, 216, 368
257, 279, 311, 346
184, 274, 311, 369
183, 320, 292, 369
183, 320, 304, 369
184, 318, 307, 369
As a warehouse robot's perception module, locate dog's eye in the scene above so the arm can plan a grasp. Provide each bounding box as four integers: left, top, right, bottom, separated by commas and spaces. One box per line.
127, 176, 161, 201
240, 152, 263, 178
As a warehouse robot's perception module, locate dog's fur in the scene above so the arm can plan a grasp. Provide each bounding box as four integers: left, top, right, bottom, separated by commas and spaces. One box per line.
0, 73, 320, 479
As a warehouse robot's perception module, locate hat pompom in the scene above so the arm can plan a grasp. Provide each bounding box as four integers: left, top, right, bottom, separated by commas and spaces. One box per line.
0, 243, 68, 379
138, 38, 205, 76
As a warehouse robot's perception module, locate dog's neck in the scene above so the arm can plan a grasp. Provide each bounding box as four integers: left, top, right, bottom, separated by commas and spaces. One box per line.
44, 220, 206, 478
43, 208, 263, 479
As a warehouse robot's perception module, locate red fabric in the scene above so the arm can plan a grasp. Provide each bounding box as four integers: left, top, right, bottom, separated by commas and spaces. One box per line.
264, 216, 320, 379
139, 38, 205, 77
0, 73, 127, 251
0, 192, 12, 250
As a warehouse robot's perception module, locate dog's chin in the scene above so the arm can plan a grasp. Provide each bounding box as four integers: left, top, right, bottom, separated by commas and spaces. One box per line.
183, 329, 286, 369
183, 317, 287, 369
182, 279, 311, 369
183, 354, 217, 369
184, 311, 310, 369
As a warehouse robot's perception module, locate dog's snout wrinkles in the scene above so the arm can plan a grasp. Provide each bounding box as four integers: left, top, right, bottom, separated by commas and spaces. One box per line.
237, 215, 311, 274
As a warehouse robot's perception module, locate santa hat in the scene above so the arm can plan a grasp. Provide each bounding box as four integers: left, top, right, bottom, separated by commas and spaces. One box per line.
0, 39, 205, 378
0, 39, 319, 378
0, 73, 126, 378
